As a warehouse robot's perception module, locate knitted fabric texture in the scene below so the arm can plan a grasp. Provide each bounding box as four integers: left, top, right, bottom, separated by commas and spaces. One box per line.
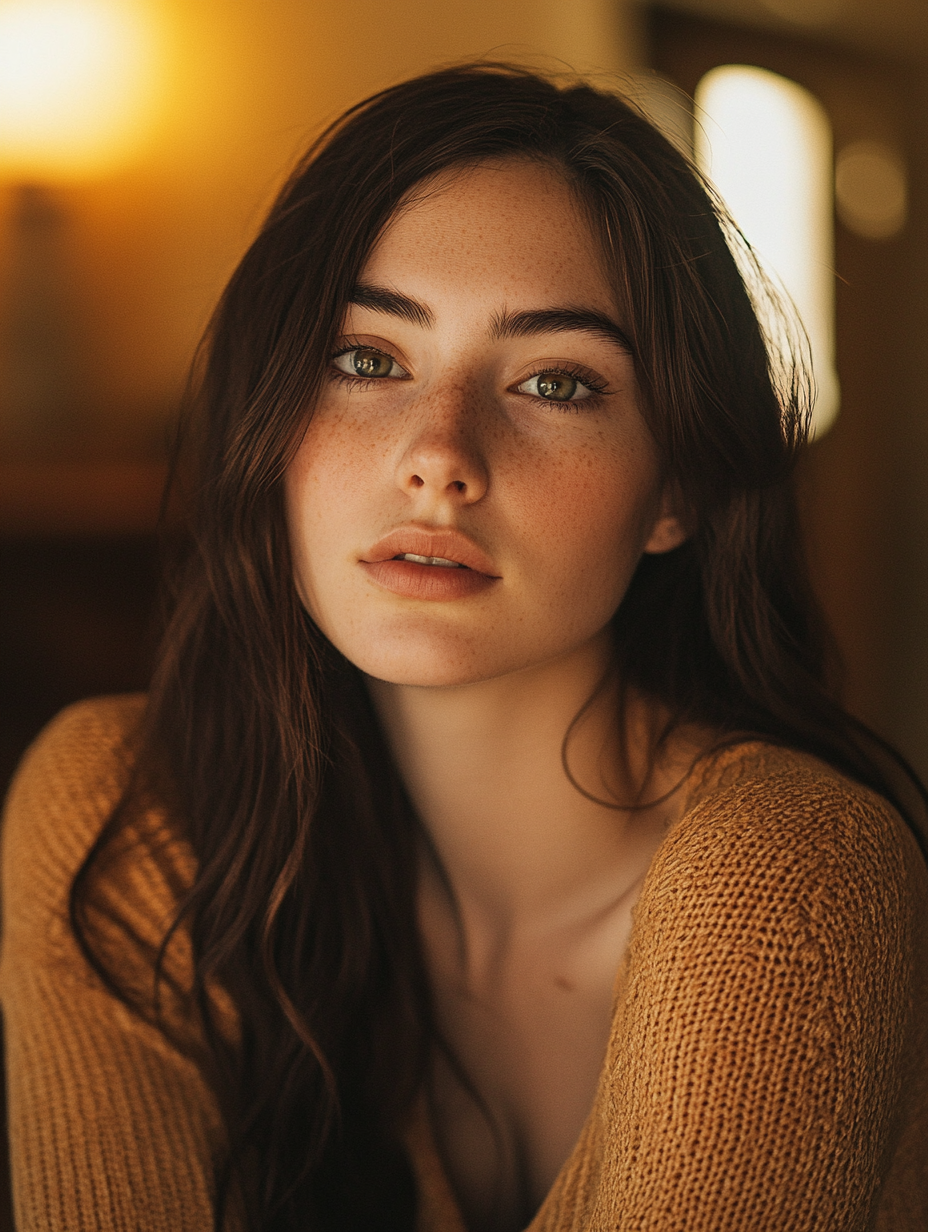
1, 696, 926, 1231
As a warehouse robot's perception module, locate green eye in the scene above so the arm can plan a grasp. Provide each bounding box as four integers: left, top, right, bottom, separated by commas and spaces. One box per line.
332, 347, 405, 380
517, 372, 596, 402
352, 348, 394, 377
536, 374, 578, 401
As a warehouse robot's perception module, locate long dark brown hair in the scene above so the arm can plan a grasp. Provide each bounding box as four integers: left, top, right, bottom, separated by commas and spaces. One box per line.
71, 63, 927, 1231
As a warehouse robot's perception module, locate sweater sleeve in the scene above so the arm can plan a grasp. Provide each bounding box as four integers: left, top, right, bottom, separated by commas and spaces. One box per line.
0, 698, 228, 1232
590, 762, 927, 1232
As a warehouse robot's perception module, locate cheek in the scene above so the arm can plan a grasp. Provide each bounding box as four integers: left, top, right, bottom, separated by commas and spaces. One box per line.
510, 432, 662, 608
283, 400, 664, 678
284, 414, 374, 607
293, 407, 388, 497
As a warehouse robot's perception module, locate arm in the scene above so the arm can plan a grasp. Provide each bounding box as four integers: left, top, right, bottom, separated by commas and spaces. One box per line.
591, 765, 927, 1231
0, 699, 229, 1232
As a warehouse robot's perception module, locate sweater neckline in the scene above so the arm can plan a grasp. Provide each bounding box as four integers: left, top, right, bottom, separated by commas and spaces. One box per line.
406, 738, 780, 1232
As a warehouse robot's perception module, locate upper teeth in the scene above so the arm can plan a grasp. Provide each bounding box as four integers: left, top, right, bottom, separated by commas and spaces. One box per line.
398, 553, 463, 568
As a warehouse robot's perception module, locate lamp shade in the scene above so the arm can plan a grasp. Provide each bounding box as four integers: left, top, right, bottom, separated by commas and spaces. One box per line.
0, 0, 162, 179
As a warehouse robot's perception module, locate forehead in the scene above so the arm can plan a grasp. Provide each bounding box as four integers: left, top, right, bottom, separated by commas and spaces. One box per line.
359, 158, 617, 317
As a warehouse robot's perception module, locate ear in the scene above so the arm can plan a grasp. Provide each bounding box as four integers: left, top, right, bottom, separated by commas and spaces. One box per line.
642, 483, 690, 555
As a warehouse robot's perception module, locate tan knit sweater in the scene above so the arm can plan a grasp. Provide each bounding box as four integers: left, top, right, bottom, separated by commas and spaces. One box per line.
1, 695, 926, 1231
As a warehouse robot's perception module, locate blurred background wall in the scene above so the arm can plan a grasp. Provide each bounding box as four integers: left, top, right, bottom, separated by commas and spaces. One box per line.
2, 0, 927, 794
0, 0, 637, 467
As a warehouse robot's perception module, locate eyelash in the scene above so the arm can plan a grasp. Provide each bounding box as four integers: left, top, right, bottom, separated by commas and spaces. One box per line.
328, 343, 406, 392
518, 364, 609, 409
328, 345, 610, 408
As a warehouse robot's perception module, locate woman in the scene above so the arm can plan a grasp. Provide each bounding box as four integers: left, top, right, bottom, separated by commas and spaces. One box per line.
2, 64, 926, 1232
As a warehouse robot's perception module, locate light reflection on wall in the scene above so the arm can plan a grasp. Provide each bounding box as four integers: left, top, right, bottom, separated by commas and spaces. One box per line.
835, 140, 908, 240
695, 65, 840, 437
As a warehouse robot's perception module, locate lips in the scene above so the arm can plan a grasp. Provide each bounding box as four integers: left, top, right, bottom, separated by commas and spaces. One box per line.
360, 526, 501, 601
363, 528, 499, 575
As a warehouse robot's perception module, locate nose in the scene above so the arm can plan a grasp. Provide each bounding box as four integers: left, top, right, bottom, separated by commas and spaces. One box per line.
396, 388, 489, 505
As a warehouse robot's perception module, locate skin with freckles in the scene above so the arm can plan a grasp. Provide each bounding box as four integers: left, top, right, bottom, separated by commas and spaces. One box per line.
286, 159, 684, 690
284, 159, 697, 1232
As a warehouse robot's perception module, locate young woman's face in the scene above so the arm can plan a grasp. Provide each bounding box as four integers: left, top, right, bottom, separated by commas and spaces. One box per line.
285, 158, 686, 687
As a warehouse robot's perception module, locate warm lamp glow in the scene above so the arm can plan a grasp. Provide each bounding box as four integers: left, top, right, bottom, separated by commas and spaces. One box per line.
0, 0, 161, 178
695, 65, 840, 437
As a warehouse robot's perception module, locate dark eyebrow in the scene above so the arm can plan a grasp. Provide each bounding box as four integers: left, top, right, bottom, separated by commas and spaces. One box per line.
347, 283, 434, 328
491, 307, 634, 356
346, 287, 633, 356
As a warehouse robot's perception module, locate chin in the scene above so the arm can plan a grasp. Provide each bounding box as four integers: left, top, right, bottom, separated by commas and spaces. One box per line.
328, 622, 531, 690
352, 646, 510, 690
364, 664, 488, 689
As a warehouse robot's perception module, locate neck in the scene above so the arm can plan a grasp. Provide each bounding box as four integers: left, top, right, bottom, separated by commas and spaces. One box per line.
365, 632, 687, 931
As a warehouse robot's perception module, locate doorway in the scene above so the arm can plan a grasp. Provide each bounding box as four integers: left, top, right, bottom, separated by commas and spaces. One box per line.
648, 6, 928, 779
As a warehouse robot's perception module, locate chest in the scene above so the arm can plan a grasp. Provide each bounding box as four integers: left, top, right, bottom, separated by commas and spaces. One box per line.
420, 887, 641, 1232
